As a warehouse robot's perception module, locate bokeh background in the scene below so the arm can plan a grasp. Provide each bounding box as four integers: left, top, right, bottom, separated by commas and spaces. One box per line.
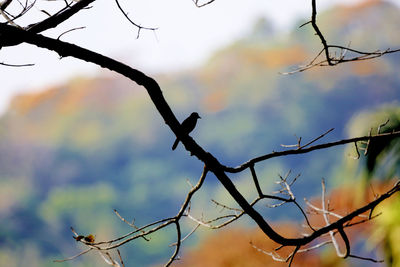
1, 0, 400, 266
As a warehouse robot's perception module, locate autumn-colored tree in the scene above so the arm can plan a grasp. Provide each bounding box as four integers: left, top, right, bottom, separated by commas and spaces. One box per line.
180, 179, 399, 266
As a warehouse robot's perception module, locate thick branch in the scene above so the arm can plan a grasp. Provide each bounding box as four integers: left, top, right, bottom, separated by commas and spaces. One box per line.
0, 0, 95, 48
310, 0, 332, 65
27, 0, 95, 33
0, 0, 12, 11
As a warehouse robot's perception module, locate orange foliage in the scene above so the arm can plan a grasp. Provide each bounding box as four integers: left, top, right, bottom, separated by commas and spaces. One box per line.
306, 180, 396, 233
179, 226, 322, 267
326, 0, 382, 27
10, 88, 57, 115
203, 90, 228, 113
8, 78, 94, 116
56, 86, 86, 114
351, 61, 386, 76
179, 181, 397, 266
56, 78, 98, 114
242, 46, 307, 68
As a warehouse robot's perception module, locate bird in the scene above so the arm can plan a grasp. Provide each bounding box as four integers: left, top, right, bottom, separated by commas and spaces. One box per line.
172, 112, 201, 150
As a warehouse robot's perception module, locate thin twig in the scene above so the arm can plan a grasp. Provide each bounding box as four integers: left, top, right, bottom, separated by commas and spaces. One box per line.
165, 222, 181, 266
298, 128, 334, 149
288, 245, 300, 266
53, 248, 94, 262
114, 0, 157, 39
211, 199, 243, 213
113, 209, 150, 241
0, 61, 34, 67
192, 0, 216, 8
57, 26, 86, 40
224, 131, 400, 173
169, 224, 200, 247
349, 254, 384, 263
117, 249, 125, 267
321, 179, 349, 258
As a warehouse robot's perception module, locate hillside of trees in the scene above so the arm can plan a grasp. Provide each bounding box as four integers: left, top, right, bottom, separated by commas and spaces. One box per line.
0, 1, 399, 266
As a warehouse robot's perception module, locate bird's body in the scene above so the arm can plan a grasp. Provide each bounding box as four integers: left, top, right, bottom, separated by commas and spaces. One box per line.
172, 112, 201, 150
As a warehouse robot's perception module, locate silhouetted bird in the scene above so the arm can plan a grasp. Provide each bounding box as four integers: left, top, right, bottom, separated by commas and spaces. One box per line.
172, 112, 201, 150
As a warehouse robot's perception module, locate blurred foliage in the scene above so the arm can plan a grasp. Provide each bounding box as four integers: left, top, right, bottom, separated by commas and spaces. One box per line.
177, 226, 323, 267
0, 0, 400, 266
370, 195, 400, 267
336, 106, 400, 266
180, 180, 398, 266
39, 183, 116, 231
346, 106, 400, 179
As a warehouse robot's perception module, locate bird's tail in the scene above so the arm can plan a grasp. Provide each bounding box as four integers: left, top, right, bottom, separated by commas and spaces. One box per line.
172, 138, 179, 150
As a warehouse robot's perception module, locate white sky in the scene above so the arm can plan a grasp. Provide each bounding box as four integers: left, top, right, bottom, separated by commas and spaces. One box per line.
0, 0, 388, 114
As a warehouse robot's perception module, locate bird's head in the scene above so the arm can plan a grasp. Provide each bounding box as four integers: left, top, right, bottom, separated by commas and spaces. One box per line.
191, 112, 201, 119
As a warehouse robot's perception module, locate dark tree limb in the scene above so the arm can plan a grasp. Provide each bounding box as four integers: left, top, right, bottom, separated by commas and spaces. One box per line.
0, 0, 13, 11
26, 0, 95, 34
310, 0, 332, 65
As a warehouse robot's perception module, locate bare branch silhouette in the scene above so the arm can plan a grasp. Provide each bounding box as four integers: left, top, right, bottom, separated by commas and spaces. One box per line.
282, 0, 400, 74
114, 0, 157, 38
192, 0, 216, 8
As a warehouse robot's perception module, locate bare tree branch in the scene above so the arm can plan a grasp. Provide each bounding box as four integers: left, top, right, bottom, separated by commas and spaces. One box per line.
114, 0, 157, 39
27, 0, 94, 33
310, 0, 331, 65
0, 61, 34, 67
0, 0, 13, 11
54, 248, 94, 263
224, 131, 400, 173
192, 0, 216, 8
282, 0, 400, 74
321, 179, 349, 258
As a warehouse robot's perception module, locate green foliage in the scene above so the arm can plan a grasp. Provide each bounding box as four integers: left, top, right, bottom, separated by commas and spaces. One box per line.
39, 183, 116, 232
345, 106, 400, 180
336, 106, 400, 265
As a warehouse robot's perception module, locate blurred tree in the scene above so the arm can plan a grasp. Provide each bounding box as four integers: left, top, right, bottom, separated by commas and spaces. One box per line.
342, 106, 400, 266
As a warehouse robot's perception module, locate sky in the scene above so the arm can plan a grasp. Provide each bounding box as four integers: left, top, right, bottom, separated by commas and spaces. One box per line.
0, 0, 387, 114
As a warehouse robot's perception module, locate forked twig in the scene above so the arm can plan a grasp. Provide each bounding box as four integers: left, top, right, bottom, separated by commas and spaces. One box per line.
282, 0, 400, 74
114, 0, 157, 39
